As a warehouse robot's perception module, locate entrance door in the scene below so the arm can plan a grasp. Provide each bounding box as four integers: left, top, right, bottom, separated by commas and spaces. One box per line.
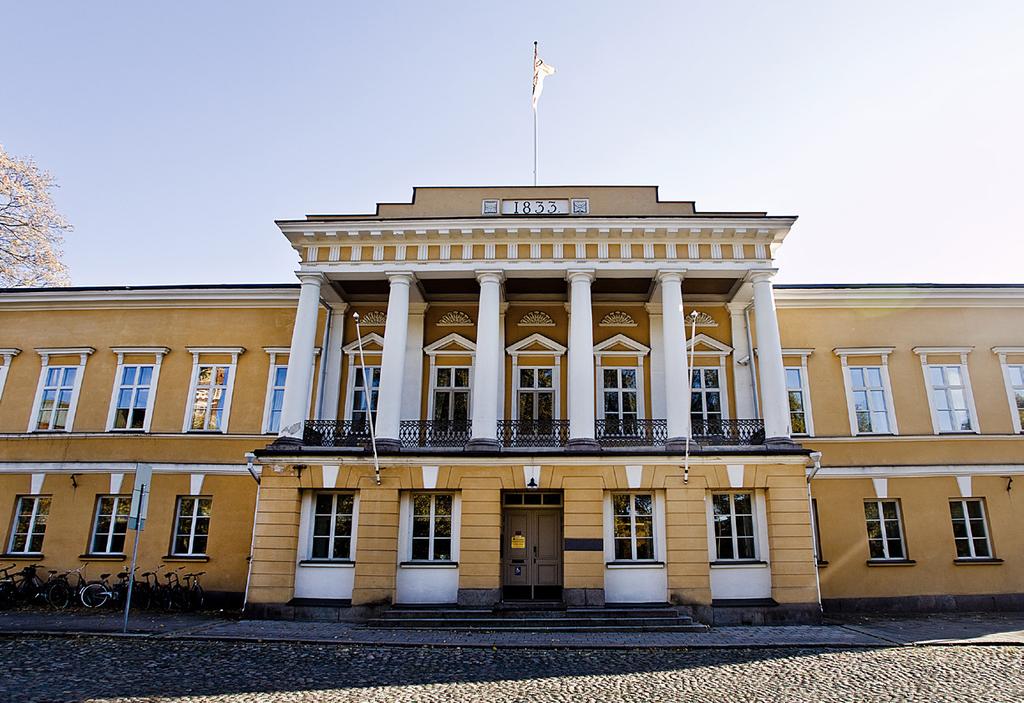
502, 500, 563, 600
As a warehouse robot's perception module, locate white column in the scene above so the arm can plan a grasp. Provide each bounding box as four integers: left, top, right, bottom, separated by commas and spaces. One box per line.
276, 272, 323, 443
468, 271, 503, 448
318, 303, 348, 421
375, 272, 415, 449
727, 302, 756, 420
400, 304, 427, 421
646, 305, 666, 420
567, 270, 599, 448
658, 271, 691, 446
751, 270, 792, 443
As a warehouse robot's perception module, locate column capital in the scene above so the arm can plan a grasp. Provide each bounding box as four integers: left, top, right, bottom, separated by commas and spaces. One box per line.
295, 271, 326, 286
656, 269, 686, 284
726, 300, 751, 315
475, 269, 505, 285
385, 271, 416, 285
565, 269, 596, 284
747, 269, 778, 285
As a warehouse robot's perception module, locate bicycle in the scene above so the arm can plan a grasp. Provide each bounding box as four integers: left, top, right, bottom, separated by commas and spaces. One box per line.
0, 564, 18, 609
43, 565, 89, 610
158, 566, 188, 611
182, 571, 205, 611
80, 570, 130, 609
11, 564, 48, 607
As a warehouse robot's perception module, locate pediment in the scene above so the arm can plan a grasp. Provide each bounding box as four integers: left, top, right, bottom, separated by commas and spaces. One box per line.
424, 332, 476, 356
342, 332, 384, 355
593, 333, 650, 355
506, 333, 567, 356
686, 333, 732, 356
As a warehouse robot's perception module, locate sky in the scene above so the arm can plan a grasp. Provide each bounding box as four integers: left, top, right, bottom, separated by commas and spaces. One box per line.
4, 1, 1024, 286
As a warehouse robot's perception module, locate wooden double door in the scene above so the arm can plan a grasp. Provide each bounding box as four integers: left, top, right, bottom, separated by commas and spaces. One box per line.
502, 505, 563, 600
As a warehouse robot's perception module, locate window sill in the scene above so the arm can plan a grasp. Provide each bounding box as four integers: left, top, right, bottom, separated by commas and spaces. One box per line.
185, 430, 227, 434
0, 552, 44, 560
954, 557, 1003, 565
866, 559, 916, 566
399, 561, 458, 569
163, 554, 210, 562
107, 429, 148, 434
298, 559, 355, 568
605, 561, 665, 569
710, 560, 768, 568
79, 553, 127, 561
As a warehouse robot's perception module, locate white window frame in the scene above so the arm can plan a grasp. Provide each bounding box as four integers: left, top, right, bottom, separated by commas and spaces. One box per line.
182, 347, 244, 433
783, 349, 815, 437
171, 495, 212, 556
913, 347, 980, 435
303, 491, 360, 562
690, 367, 726, 424
594, 334, 650, 422
342, 332, 384, 422
864, 498, 908, 561
515, 366, 558, 422
7, 494, 50, 555
949, 498, 993, 560
424, 333, 476, 424
29, 348, 94, 432
261, 347, 319, 434
610, 493, 657, 562
600, 366, 643, 423
993, 347, 1024, 434
105, 347, 168, 432
0, 348, 20, 402
506, 333, 566, 421
689, 333, 733, 422
406, 492, 459, 562
430, 366, 473, 424
707, 491, 764, 562
89, 494, 131, 555
834, 347, 898, 436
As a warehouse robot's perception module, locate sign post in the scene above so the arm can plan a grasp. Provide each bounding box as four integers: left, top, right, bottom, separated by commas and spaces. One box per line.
122, 463, 152, 633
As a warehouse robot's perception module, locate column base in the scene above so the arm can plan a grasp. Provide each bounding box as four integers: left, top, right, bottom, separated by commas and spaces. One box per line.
765, 436, 802, 450
270, 435, 303, 448
465, 437, 501, 451
373, 438, 403, 452
566, 438, 601, 451
664, 437, 693, 452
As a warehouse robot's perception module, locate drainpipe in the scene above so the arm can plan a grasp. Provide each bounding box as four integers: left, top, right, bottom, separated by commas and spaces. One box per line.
807, 450, 823, 615
242, 451, 261, 612
744, 304, 760, 417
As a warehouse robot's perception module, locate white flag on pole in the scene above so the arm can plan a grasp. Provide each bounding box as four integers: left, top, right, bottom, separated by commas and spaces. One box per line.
532, 44, 555, 111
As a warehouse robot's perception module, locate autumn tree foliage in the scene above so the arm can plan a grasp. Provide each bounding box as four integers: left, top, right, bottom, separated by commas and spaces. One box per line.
0, 144, 72, 287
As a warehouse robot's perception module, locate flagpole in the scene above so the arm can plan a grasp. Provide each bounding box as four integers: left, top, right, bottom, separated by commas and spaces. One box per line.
533, 41, 538, 186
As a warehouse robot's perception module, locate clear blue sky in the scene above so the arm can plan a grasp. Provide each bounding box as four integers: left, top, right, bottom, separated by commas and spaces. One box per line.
5, 2, 1023, 286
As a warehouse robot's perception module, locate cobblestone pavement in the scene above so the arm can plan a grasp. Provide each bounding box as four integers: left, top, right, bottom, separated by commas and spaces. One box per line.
1, 636, 1022, 702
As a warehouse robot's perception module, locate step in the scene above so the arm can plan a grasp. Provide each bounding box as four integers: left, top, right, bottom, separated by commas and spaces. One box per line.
361, 622, 708, 633
368, 616, 692, 628
379, 607, 684, 620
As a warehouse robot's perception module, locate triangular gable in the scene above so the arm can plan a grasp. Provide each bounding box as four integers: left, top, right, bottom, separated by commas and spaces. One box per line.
593, 333, 651, 355
424, 332, 476, 356
506, 333, 567, 356
686, 333, 733, 356
342, 332, 385, 355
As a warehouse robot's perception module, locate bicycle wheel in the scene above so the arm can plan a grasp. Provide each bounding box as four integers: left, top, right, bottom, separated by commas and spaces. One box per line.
80, 583, 110, 608
133, 583, 153, 611
45, 580, 72, 610
188, 584, 205, 611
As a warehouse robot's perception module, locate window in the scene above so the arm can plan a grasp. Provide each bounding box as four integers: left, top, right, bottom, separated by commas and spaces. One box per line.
949, 499, 992, 559
602, 367, 639, 432
90, 495, 130, 554
411, 493, 453, 561
927, 365, 974, 432
265, 366, 287, 433
864, 499, 906, 560
310, 493, 354, 560
612, 493, 654, 561
7, 496, 50, 554
1006, 364, 1024, 432
432, 367, 470, 427
849, 367, 892, 434
111, 365, 154, 430
690, 368, 723, 428
189, 365, 230, 431
172, 497, 212, 556
517, 367, 555, 422
350, 366, 381, 431
786, 367, 809, 435
711, 493, 756, 560
34, 367, 78, 431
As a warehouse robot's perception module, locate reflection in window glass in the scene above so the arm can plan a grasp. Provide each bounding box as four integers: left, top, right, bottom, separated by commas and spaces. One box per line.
411, 493, 453, 561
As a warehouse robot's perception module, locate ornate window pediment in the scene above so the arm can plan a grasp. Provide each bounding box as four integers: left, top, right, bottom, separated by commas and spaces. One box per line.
424, 333, 476, 357
358, 310, 387, 327
437, 310, 474, 327
686, 333, 733, 357
343, 332, 385, 356
593, 334, 650, 356
506, 333, 567, 356
518, 310, 556, 327
599, 311, 637, 328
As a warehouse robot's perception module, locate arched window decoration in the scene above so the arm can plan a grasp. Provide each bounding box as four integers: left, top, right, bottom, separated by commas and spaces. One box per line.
358, 310, 387, 327
599, 311, 637, 327
436, 311, 474, 327
517, 310, 556, 327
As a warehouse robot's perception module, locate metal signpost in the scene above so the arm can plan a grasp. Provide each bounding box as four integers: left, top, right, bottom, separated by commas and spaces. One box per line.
122, 463, 152, 633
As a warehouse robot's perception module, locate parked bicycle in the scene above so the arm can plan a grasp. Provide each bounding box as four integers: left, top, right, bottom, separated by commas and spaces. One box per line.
42, 565, 89, 610
80, 570, 131, 609
0, 563, 18, 609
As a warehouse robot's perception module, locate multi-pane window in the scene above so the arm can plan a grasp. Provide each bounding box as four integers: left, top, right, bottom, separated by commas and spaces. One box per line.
603, 368, 638, 431
411, 493, 453, 561
712, 493, 756, 560
1007, 364, 1024, 431
350, 366, 381, 431
35, 367, 78, 431
172, 497, 212, 556
265, 366, 287, 433
90, 495, 130, 554
7, 496, 51, 554
864, 499, 906, 560
113, 365, 153, 430
928, 365, 973, 432
310, 493, 354, 560
432, 368, 470, 426
190, 365, 230, 431
949, 499, 992, 559
786, 367, 809, 435
612, 493, 654, 561
690, 368, 722, 428
517, 367, 555, 422
849, 367, 891, 434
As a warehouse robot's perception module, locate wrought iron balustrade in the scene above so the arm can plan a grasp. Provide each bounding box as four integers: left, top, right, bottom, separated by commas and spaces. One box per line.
690, 418, 766, 445
399, 420, 472, 448
498, 419, 570, 448
303, 419, 373, 447
595, 419, 669, 447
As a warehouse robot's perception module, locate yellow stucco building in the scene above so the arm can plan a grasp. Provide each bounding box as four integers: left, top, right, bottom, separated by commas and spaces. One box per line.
1, 186, 1021, 624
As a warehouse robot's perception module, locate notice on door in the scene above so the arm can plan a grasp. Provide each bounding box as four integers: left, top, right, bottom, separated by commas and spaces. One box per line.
511, 533, 526, 549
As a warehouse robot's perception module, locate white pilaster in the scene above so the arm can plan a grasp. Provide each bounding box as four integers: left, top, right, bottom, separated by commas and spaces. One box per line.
658, 271, 691, 443
375, 272, 415, 448
727, 301, 756, 420
750, 271, 792, 442
567, 270, 598, 447
318, 303, 348, 421
276, 272, 323, 442
401, 304, 427, 421
646, 305, 666, 420
469, 271, 503, 447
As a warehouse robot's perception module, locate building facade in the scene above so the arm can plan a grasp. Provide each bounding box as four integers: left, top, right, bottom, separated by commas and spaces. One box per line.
0, 186, 1021, 622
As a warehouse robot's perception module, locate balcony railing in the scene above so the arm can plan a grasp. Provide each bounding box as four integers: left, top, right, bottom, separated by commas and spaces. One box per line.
303, 419, 373, 447
399, 420, 471, 448
595, 419, 669, 447
691, 418, 766, 445
498, 419, 570, 448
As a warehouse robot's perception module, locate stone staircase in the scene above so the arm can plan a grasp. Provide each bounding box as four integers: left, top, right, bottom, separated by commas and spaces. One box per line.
363, 604, 708, 633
